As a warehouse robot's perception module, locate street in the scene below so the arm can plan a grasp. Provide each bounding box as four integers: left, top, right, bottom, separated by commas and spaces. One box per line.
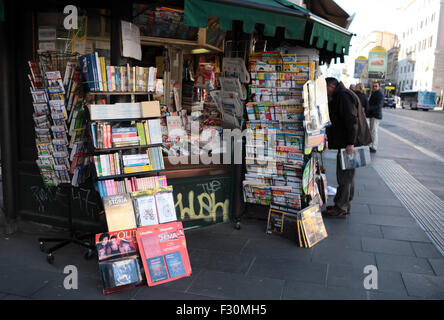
378, 108, 444, 201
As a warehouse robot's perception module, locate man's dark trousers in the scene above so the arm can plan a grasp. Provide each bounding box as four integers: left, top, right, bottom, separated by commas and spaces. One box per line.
334, 151, 355, 212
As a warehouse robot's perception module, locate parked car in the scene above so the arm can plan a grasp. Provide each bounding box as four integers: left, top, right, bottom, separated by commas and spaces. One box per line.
383, 97, 396, 109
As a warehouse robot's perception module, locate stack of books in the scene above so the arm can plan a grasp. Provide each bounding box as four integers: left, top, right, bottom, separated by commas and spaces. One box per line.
78, 52, 157, 93
88, 103, 142, 120
122, 147, 164, 174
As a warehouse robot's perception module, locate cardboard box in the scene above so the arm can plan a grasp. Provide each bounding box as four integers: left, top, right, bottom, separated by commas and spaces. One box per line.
141, 101, 161, 118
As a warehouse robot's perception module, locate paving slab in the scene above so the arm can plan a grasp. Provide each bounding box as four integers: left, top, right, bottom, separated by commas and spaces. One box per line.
381, 226, 432, 243
30, 275, 137, 300
369, 205, 411, 217
189, 249, 255, 274
347, 214, 418, 228
240, 237, 313, 262
0, 265, 60, 297
327, 264, 407, 295
282, 281, 368, 300
312, 246, 376, 269
428, 259, 444, 277
411, 242, 444, 259
361, 237, 415, 256
375, 253, 435, 275
323, 221, 384, 238
1, 295, 33, 300
401, 273, 444, 299
186, 270, 285, 300
246, 257, 327, 285
313, 235, 362, 251
185, 232, 249, 254
134, 285, 220, 300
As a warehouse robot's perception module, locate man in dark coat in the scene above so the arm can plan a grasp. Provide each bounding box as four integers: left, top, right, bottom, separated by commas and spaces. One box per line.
324, 78, 372, 217
367, 81, 384, 153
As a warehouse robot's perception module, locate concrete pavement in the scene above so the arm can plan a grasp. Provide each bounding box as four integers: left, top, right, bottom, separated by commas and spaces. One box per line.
1, 147, 444, 300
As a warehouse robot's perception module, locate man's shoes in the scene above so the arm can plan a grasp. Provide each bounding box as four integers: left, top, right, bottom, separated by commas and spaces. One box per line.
324, 206, 349, 218
369, 147, 377, 153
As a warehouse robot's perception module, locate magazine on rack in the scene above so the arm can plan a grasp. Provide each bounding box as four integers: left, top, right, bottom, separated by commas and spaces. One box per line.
95, 228, 145, 295
297, 204, 327, 248
136, 221, 192, 287
340, 146, 371, 170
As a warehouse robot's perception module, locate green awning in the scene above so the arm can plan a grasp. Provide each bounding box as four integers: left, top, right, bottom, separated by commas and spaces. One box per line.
184, 0, 307, 40
309, 20, 352, 55
183, 0, 353, 56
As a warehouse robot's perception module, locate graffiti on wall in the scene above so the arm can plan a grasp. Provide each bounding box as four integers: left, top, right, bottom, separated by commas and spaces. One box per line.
174, 180, 230, 223
29, 185, 99, 218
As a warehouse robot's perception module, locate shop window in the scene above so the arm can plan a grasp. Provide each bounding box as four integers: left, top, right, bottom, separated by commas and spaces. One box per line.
132, 4, 199, 41
35, 8, 111, 58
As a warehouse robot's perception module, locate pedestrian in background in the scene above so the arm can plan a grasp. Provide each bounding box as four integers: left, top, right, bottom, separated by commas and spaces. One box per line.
353, 83, 369, 118
367, 81, 384, 153
324, 77, 372, 217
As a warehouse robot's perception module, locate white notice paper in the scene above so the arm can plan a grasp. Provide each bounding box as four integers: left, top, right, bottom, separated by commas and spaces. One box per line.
121, 20, 142, 61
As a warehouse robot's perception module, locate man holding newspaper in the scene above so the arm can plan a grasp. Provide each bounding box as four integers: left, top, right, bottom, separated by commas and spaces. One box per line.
324, 78, 372, 217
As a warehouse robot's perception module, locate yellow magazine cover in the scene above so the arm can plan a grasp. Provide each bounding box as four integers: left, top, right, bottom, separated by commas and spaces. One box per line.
103, 194, 137, 232
299, 205, 327, 248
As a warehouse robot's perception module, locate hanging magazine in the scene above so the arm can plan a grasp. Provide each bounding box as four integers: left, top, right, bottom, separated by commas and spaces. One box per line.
340, 146, 371, 170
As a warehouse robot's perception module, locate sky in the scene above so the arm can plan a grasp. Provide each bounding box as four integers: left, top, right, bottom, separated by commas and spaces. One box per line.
324, 0, 408, 76
334, 0, 407, 37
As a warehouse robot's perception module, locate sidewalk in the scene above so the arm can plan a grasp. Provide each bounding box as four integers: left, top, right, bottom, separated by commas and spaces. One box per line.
1, 152, 444, 300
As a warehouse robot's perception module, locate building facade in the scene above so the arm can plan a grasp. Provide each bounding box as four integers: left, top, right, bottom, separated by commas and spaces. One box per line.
397, 0, 444, 97
346, 30, 396, 88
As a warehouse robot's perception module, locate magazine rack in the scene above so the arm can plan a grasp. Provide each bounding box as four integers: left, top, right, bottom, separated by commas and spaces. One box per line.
38, 184, 95, 264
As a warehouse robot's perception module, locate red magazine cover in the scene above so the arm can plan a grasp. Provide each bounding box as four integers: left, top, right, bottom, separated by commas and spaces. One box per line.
136, 221, 192, 287
95, 228, 146, 295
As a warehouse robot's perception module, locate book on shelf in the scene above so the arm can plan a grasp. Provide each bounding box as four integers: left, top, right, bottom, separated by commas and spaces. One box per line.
96, 175, 168, 198
103, 194, 137, 232
93, 153, 121, 177
136, 221, 192, 287
79, 52, 157, 93
91, 119, 162, 149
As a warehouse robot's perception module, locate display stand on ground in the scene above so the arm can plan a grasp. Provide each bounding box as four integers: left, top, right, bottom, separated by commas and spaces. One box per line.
38, 184, 95, 264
